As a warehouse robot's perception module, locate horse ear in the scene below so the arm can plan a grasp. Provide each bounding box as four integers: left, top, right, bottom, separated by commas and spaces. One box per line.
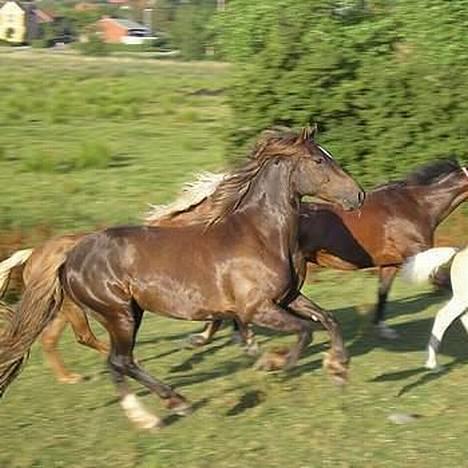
299, 126, 311, 142
311, 122, 318, 140
299, 124, 318, 142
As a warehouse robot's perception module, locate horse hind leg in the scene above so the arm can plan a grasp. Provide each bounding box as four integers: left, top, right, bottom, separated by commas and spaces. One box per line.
41, 309, 83, 384
427, 251, 468, 370
106, 300, 191, 429
426, 297, 466, 370
41, 300, 109, 384
250, 302, 312, 372
64, 299, 109, 355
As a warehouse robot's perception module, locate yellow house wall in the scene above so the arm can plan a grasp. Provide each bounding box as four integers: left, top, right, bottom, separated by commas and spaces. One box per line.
0, 2, 27, 43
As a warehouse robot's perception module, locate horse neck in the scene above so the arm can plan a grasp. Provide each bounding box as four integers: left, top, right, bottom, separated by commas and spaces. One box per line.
239, 162, 300, 248
412, 175, 468, 229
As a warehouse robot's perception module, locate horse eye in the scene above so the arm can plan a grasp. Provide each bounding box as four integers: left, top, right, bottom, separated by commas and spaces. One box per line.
314, 158, 323, 165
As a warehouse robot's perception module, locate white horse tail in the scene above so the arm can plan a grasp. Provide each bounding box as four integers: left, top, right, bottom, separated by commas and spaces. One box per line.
0, 248, 33, 298
401, 247, 459, 284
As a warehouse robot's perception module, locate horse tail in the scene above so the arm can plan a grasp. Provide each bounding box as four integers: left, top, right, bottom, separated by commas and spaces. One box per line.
0, 240, 76, 397
0, 249, 33, 298
401, 247, 459, 284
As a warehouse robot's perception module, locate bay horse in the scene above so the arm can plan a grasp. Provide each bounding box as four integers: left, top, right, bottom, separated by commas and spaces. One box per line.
0, 127, 364, 429
190, 158, 468, 344
1, 159, 467, 382
402, 245, 468, 371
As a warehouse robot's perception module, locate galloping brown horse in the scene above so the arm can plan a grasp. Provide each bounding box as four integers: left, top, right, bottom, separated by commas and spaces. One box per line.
0, 127, 363, 429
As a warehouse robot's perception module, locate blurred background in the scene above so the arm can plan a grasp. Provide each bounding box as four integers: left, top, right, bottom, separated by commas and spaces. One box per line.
1, 1, 468, 467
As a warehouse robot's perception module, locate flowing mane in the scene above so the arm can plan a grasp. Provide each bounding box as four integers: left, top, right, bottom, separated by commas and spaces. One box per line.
190, 127, 312, 226
376, 158, 462, 190
144, 172, 225, 224
145, 127, 310, 226
404, 158, 461, 185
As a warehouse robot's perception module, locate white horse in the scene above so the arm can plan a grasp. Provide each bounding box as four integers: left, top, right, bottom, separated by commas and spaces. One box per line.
401, 246, 468, 370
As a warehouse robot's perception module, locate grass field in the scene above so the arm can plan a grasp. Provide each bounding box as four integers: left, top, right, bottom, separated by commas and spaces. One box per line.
0, 53, 230, 231
1, 272, 468, 467
1, 53, 468, 468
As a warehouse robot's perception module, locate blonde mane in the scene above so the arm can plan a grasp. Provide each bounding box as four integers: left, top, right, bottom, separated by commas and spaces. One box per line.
144, 171, 225, 224
202, 127, 309, 225
144, 127, 310, 227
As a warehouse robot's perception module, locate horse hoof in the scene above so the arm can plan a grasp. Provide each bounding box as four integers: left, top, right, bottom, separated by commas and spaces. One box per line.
331, 372, 348, 387
184, 334, 208, 349
121, 394, 163, 430
231, 331, 244, 346
425, 362, 443, 373
165, 396, 192, 416
245, 343, 261, 357
136, 416, 164, 431
171, 402, 192, 417
254, 349, 289, 371
323, 352, 349, 386
58, 373, 83, 384
376, 323, 400, 340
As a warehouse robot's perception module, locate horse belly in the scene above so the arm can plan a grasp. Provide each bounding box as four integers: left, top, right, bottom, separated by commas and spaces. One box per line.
131, 272, 231, 322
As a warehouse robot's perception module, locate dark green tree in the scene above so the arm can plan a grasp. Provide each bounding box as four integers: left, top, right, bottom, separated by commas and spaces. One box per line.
216, 0, 468, 184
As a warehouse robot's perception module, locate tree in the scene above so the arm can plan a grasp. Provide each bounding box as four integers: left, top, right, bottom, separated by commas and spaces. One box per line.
216, 0, 468, 184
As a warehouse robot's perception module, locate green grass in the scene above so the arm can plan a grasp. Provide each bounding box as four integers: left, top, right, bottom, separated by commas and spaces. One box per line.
0, 53, 230, 231
1, 271, 468, 467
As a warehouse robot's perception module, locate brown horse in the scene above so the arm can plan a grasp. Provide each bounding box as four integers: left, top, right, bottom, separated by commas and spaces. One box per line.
187, 158, 468, 345
0, 127, 364, 429
1, 159, 467, 382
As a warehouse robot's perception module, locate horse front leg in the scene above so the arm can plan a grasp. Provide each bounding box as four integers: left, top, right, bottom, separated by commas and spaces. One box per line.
287, 294, 349, 385
374, 266, 399, 339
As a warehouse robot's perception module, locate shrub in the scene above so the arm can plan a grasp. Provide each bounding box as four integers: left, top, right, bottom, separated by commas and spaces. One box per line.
217, 0, 468, 184
79, 34, 109, 57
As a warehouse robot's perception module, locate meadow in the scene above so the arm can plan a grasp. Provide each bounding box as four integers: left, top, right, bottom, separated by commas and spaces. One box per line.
0, 52, 230, 231
0, 53, 468, 467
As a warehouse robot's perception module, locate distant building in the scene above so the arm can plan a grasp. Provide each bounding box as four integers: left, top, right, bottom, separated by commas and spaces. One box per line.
0, 0, 58, 44
97, 16, 152, 44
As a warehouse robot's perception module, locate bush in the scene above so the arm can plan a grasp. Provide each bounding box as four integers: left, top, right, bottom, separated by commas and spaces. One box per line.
79, 34, 109, 57
217, 0, 468, 184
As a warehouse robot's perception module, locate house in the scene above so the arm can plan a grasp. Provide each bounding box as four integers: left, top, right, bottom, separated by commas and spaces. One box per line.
0, 0, 56, 44
97, 16, 152, 44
